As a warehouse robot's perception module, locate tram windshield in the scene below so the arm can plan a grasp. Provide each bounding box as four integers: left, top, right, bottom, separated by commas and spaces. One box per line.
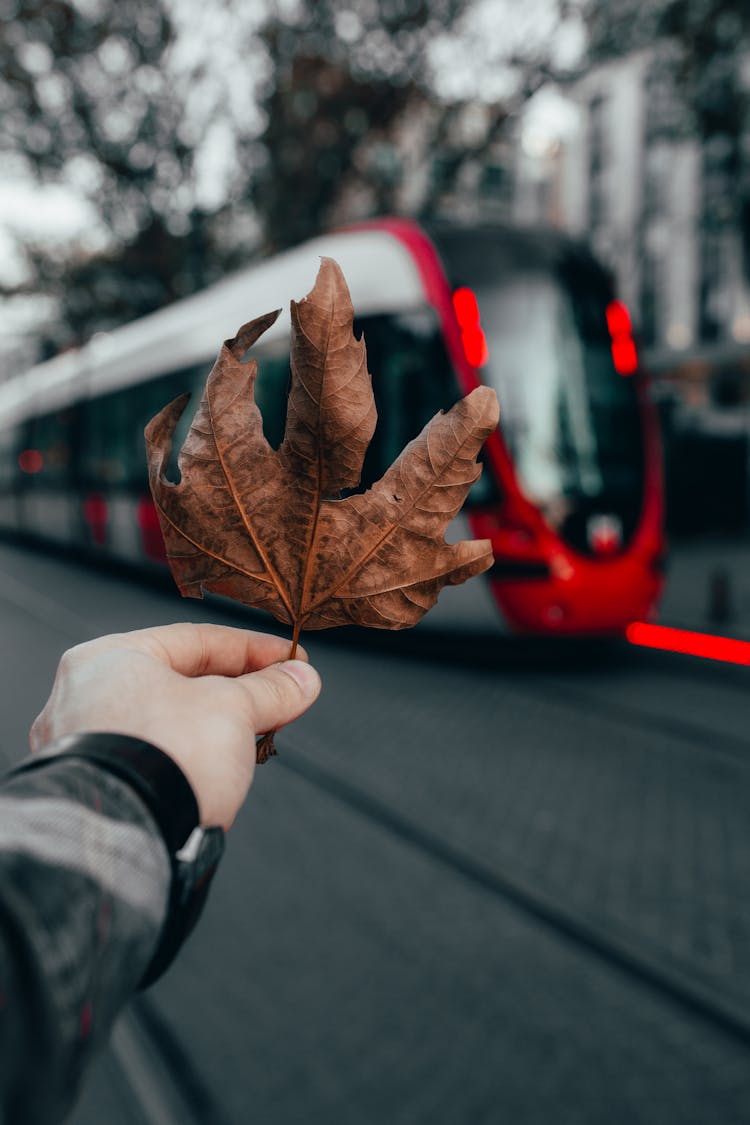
475, 271, 644, 545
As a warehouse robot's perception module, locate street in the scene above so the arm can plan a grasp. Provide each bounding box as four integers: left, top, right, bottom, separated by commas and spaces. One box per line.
0, 541, 749, 1125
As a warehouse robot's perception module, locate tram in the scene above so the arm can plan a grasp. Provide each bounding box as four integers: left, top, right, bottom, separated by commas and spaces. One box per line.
0, 218, 665, 635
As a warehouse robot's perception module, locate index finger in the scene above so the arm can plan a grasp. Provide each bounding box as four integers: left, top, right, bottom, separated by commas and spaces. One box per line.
81, 623, 306, 678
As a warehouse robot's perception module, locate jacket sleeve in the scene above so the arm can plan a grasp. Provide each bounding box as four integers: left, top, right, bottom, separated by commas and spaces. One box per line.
0, 754, 171, 1125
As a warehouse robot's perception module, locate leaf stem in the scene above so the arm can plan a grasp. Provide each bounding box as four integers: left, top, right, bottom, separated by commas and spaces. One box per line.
290, 618, 302, 661
256, 618, 303, 765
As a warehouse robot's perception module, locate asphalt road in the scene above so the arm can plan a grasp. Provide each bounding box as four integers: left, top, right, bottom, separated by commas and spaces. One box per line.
0, 541, 749, 1125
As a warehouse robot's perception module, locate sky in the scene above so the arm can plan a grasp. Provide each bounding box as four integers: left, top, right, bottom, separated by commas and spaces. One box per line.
430, 0, 586, 103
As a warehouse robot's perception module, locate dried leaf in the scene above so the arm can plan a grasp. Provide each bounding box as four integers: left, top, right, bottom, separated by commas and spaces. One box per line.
146, 258, 498, 755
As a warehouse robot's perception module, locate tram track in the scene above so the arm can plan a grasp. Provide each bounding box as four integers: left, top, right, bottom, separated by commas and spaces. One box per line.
322, 620, 750, 768
505, 675, 750, 769
109, 999, 234, 1125
280, 746, 750, 1049
4, 555, 749, 776
2, 547, 750, 1101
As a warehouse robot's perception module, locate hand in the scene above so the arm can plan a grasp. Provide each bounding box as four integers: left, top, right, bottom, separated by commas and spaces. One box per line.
30, 624, 321, 830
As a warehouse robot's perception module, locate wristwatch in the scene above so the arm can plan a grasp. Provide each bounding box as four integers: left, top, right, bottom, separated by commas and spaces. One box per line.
5, 732, 225, 989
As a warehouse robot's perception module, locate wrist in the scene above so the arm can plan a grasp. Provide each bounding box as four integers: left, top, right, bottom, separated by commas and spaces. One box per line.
15, 732, 201, 851
6, 733, 224, 988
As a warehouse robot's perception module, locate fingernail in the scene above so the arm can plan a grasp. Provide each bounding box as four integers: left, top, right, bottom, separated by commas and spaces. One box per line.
279, 660, 321, 698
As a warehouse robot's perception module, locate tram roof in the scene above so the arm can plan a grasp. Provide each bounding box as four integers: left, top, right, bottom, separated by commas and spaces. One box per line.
0, 225, 426, 429
0, 218, 609, 431
425, 220, 610, 287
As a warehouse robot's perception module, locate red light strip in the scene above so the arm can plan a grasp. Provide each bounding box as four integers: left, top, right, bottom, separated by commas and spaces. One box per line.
452, 287, 481, 327
605, 299, 638, 376
452, 287, 489, 368
606, 300, 632, 337
626, 621, 750, 666
611, 336, 638, 376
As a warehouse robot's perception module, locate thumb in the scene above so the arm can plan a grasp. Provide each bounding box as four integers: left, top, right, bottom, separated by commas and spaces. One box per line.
239, 659, 321, 734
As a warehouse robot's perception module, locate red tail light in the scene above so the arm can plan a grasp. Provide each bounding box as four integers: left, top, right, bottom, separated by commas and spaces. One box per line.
137, 496, 168, 562
453, 287, 480, 326
611, 336, 638, 376
18, 449, 43, 474
606, 300, 632, 337
83, 493, 108, 546
453, 287, 489, 368
606, 300, 638, 375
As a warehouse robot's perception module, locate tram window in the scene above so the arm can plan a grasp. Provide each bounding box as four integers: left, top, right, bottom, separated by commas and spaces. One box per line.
0, 426, 19, 489
250, 313, 468, 495
253, 350, 291, 449
80, 368, 200, 489
24, 410, 75, 487
353, 309, 461, 489
129, 368, 202, 484
80, 390, 133, 487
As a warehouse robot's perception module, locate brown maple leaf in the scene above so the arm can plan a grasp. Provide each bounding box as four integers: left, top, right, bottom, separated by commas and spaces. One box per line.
145, 258, 499, 761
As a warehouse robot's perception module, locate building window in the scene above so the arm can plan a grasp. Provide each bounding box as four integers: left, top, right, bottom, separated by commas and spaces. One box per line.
699, 231, 723, 342
699, 136, 736, 342
588, 94, 608, 232
640, 251, 659, 347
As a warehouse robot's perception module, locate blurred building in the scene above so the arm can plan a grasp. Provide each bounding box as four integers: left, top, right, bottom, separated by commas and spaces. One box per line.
513, 50, 750, 536
515, 48, 750, 372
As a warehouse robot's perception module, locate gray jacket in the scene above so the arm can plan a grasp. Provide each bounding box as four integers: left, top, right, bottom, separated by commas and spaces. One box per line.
0, 738, 222, 1124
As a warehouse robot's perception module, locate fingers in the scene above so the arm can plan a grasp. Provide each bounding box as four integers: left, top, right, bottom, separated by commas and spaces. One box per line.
237, 660, 321, 733
29, 710, 49, 754
79, 623, 307, 679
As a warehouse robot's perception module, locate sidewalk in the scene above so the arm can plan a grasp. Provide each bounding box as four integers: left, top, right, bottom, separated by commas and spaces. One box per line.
659, 535, 750, 639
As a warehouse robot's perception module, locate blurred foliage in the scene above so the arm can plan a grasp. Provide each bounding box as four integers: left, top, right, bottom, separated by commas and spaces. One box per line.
252, 0, 471, 248
251, 0, 566, 249
252, 34, 417, 250
0, 0, 233, 346
1, 0, 178, 233
1, 0, 569, 352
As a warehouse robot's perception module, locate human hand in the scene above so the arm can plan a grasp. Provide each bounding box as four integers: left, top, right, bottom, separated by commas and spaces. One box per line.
30, 623, 321, 829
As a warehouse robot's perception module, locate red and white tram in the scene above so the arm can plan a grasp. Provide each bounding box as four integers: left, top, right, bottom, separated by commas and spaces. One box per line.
0, 218, 665, 635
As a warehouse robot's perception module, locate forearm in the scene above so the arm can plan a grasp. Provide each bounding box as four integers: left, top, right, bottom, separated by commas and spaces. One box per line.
0, 757, 170, 1125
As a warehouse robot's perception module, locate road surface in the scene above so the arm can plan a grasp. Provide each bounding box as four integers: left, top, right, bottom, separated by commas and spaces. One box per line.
0, 541, 748, 1125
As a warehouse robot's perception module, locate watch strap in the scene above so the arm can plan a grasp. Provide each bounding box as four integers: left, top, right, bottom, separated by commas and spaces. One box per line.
139, 825, 225, 989
7, 733, 200, 853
